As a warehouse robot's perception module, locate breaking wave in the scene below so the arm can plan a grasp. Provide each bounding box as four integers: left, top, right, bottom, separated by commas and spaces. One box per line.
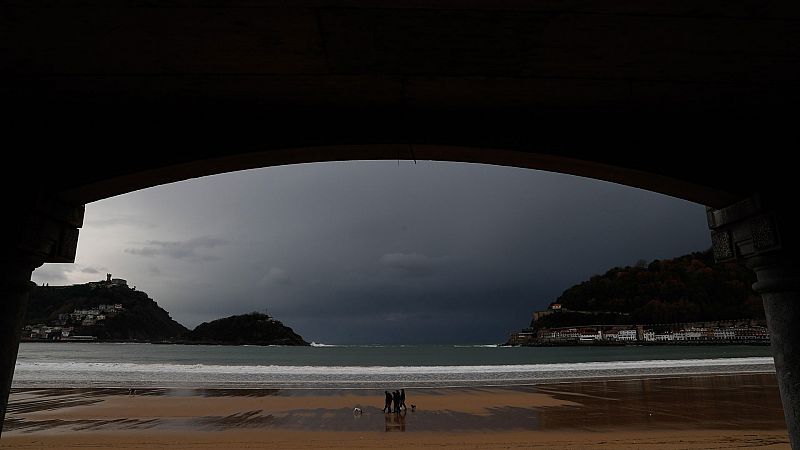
14, 357, 775, 389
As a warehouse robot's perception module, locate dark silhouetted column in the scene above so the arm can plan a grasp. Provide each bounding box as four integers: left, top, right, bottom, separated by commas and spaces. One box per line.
750, 256, 800, 445
708, 196, 800, 447
0, 263, 35, 437
0, 197, 83, 437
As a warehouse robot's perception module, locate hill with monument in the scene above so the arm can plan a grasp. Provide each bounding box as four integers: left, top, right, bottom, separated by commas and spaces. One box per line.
24, 274, 309, 346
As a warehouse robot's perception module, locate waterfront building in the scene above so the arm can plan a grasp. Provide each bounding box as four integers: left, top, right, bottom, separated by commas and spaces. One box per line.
618, 329, 637, 341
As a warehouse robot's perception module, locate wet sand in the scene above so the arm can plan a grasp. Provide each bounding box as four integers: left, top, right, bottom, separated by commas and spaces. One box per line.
2, 373, 790, 449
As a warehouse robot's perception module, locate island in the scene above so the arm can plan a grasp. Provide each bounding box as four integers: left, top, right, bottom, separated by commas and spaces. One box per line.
181, 312, 308, 346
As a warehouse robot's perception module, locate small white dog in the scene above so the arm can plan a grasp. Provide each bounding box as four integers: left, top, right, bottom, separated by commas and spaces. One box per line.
353, 407, 363, 415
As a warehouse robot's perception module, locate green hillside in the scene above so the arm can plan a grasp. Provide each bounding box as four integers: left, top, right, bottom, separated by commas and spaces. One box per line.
26, 280, 310, 345
533, 249, 763, 329
184, 312, 309, 346
27, 282, 188, 340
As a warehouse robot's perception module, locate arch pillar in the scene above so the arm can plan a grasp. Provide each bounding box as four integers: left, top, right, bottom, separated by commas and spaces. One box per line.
0, 197, 83, 436
708, 195, 800, 446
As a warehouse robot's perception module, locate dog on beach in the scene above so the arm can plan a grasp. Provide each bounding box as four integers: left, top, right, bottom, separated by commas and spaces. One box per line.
353, 407, 363, 415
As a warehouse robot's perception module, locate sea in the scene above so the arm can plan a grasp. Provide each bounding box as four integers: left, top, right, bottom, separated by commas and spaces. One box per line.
12, 343, 776, 390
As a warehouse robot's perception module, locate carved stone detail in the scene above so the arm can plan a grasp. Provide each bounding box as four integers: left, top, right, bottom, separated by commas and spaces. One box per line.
711, 230, 735, 262
707, 195, 781, 263
9, 198, 84, 265
750, 215, 779, 251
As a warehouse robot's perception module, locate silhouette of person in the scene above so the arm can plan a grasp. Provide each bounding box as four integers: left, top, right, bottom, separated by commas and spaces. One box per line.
399, 388, 407, 410
383, 390, 392, 413
392, 390, 401, 413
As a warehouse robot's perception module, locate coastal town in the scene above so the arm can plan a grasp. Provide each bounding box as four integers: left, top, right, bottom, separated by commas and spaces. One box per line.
22, 274, 128, 342
506, 303, 770, 346
23, 301, 124, 342
22, 275, 308, 345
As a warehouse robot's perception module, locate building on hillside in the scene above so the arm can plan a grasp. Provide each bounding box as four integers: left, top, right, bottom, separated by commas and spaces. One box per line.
88, 273, 129, 289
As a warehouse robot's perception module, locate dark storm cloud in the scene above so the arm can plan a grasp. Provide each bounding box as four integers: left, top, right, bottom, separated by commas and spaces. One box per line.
259, 267, 292, 286
54, 161, 712, 343
379, 252, 448, 277
125, 237, 229, 261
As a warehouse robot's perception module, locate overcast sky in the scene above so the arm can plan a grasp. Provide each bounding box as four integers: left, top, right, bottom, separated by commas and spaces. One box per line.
31, 161, 711, 344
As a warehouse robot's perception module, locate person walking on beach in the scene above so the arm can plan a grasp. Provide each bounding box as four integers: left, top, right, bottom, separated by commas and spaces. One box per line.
392, 390, 401, 413
383, 391, 392, 413
399, 388, 407, 411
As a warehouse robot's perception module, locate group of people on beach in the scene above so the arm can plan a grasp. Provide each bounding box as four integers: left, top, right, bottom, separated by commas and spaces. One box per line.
383, 389, 407, 413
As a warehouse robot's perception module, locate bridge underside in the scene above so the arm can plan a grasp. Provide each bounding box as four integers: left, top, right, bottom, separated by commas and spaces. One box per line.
2, 0, 800, 443
2, 0, 799, 206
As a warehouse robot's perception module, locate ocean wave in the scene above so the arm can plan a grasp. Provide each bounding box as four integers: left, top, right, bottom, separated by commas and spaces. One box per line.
12, 357, 776, 389
16, 357, 774, 375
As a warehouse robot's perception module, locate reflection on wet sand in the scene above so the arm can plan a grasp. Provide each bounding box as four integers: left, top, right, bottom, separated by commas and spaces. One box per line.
537, 373, 785, 431
5, 373, 787, 435
385, 410, 406, 432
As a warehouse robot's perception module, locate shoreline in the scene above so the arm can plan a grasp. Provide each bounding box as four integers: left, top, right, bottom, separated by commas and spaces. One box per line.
13, 350, 777, 390
19, 338, 772, 346
19, 339, 313, 346
503, 341, 771, 347
10, 369, 779, 391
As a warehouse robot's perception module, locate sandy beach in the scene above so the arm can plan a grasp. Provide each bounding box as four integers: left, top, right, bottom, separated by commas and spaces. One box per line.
2, 373, 790, 449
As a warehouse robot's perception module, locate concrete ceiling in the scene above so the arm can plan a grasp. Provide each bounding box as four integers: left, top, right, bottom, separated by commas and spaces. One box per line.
2, 0, 798, 207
